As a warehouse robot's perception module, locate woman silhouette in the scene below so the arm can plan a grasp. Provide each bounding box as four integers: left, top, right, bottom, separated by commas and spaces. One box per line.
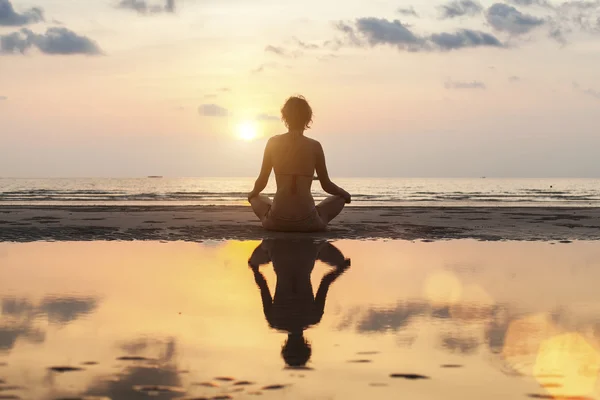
248, 96, 351, 232
248, 239, 350, 367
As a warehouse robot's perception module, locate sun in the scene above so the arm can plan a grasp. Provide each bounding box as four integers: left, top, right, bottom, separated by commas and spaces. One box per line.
236, 120, 259, 141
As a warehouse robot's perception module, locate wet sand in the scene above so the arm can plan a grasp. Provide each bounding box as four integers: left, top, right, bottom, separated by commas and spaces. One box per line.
1, 205, 600, 241
1, 240, 600, 400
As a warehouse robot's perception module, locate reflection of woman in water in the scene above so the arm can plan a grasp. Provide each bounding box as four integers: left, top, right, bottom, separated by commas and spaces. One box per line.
247, 96, 352, 232
248, 239, 350, 367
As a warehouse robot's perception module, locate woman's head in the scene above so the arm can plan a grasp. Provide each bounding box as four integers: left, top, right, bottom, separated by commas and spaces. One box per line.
281, 95, 313, 131
281, 333, 312, 367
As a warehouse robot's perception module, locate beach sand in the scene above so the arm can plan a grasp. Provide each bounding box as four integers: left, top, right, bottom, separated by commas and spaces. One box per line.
1, 205, 599, 242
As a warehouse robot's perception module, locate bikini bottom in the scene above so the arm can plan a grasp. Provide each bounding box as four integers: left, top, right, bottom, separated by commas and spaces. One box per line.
262, 207, 327, 232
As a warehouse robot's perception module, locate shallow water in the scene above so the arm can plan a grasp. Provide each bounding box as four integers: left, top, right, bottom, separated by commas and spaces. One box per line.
2, 177, 600, 206
0, 240, 599, 400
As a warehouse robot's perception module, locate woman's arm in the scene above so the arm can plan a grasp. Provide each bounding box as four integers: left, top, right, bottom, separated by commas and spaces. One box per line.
248, 139, 273, 201
315, 142, 351, 203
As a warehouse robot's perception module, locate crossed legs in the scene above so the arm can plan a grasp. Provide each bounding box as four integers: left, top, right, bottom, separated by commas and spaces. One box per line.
250, 194, 346, 228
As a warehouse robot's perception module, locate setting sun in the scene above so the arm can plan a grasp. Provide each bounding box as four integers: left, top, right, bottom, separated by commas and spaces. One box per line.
236, 121, 259, 141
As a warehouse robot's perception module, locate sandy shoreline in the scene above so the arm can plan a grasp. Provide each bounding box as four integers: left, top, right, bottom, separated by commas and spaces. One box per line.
1, 205, 599, 242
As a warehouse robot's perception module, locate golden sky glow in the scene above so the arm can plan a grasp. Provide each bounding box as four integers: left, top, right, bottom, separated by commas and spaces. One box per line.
2, 0, 600, 176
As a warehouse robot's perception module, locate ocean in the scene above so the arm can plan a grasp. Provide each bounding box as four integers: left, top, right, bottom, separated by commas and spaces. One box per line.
1, 177, 600, 207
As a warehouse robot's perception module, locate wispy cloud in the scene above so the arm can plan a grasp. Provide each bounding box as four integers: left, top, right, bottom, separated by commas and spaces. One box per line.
0, 28, 102, 55
439, 0, 483, 19
252, 62, 279, 74
198, 104, 228, 117
583, 88, 600, 100
445, 79, 486, 89
256, 113, 279, 121
572, 81, 600, 100
509, 75, 521, 82
508, 0, 553, 8
0, 0, 43, 26
265, 45, 286, 56
486, 3, 545, 35
584, 89, 600, 99
264, 44, 302, 58
117, 0, 175, 15
291, 37, 319, 49
397, 6, 419, 17
0, 95, 7, 100
334, 18, 504, 52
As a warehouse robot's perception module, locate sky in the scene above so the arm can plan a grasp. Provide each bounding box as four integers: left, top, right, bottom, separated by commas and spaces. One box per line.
1, 0, 600, 178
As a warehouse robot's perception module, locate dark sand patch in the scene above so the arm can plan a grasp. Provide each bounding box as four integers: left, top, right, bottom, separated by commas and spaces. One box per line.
214, 377, 235, 382
390, 373, 430, 380
48, 366, 84, 373
193, 382, 219, 388
261, 384, 287, 390
347, 359, 372, 363
233, 381, 254, 386
440, 364, 463, 368
116, 356, 152, 361
527, 395, 593, 400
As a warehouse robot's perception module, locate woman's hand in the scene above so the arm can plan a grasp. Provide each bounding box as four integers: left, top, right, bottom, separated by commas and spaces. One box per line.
340, 189, 352, 204
247, 191, 257, 202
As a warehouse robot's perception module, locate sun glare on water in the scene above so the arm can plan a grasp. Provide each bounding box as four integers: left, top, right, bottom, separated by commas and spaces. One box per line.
236, 120, 259, 141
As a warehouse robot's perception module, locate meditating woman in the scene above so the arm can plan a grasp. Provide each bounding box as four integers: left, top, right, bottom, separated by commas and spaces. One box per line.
248, 95, 351, 232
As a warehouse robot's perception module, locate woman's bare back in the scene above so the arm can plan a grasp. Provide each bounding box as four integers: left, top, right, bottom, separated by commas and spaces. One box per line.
269, 133, 319, 219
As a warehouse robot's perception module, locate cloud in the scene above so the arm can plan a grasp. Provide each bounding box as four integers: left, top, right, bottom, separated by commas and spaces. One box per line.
553, 1, 600, 35
336, 302, 428, 333
429, 29, 504, 50
582, 88, 600, 100
252, 62, 278, 73
257, 113, 279, 121
198, 104, 228, 117
445, 79, 486, 89
509, 75, 520, 82
0, 95, 6, 100
397, 6, 419, 17
335, 19, 505, 52
265, 45, 286, 56
265, 44, 302, 58
0, 296, 98, 352
439, 0, 483, 19
548, 24, 569, 44
292, 37, 319, 49
441, 335, 480, 354
508, 0, 553, 8
38, 297, 98, 324
570, 81, 600, 100
353, 18, 425, 50
117, 0, 176, 14
0, 27, 102, 55
0, 0, 44, 26
486, 3, 546, 34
